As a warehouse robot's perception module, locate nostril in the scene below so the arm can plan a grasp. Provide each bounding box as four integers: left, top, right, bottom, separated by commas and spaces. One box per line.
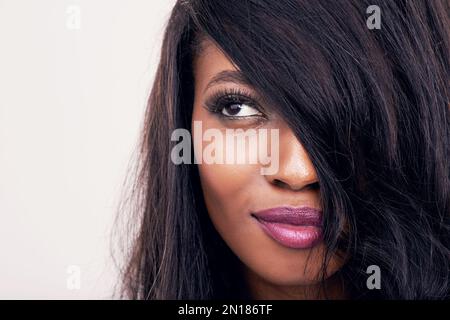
272, 179, 288, 189
271, 179, 320, 192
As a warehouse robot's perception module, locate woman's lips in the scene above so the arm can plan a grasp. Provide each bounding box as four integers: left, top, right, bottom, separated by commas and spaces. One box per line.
252, 206, 323, 249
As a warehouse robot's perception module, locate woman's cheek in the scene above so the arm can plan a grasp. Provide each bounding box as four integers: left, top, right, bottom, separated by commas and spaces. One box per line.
194, 123, 264, 211
197, 161, 255, 214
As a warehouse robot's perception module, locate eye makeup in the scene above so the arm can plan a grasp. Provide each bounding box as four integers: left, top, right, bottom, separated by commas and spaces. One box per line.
203, 87, 268, 123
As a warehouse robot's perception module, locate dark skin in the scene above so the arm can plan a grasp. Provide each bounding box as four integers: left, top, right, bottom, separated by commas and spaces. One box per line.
192, 39, 347, 299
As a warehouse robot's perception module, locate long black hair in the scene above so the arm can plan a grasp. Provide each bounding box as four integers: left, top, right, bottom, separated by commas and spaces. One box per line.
117, 0, 450, 299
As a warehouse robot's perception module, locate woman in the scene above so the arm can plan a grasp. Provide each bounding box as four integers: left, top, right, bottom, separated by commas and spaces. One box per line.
118, 0, 450, 299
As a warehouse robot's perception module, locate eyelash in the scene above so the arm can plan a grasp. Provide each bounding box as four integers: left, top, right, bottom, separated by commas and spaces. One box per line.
204, 88, 267, 120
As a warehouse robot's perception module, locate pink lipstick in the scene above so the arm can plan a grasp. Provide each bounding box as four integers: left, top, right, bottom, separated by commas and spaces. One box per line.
252, 206, 323, 249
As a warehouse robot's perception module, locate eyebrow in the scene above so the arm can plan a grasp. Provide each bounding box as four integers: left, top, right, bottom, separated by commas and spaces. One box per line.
203, 70, 250, 94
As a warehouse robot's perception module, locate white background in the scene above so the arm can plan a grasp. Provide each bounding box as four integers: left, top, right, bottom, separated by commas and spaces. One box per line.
0, 0, 176, 299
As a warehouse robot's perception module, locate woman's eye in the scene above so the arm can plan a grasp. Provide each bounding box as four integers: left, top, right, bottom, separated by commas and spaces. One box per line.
221, 103, 262, 117
204, 90, 267, 121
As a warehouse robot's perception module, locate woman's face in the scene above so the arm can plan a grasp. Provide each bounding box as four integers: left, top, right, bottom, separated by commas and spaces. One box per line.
191, 39, 345, 297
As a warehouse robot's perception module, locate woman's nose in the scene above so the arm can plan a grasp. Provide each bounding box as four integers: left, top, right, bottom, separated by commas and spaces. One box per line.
265, 128, 319, 191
